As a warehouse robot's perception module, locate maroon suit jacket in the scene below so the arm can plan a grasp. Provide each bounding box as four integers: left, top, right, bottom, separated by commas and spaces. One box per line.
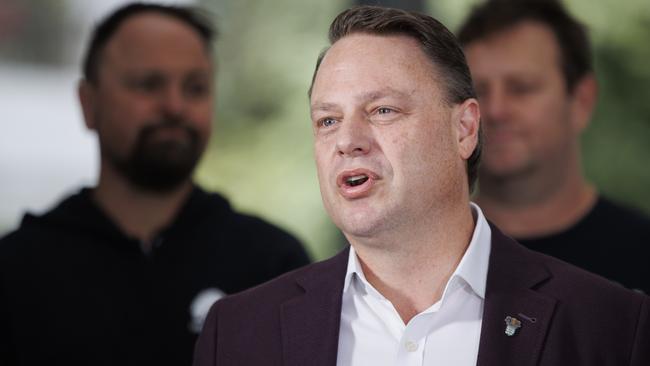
194, 225, 650, 366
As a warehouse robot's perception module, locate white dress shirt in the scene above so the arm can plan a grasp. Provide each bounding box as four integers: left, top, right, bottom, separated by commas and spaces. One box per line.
336, 203, 492, 366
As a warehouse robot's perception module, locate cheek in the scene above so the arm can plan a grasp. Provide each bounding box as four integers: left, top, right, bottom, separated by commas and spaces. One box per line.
381, 129, 430, 187
94, 102, 136, 141
196, 116, 212, 139
398, 122, 448, 162
400, 126, 457, 184
520, 91, 565, 124
313, 145, 329, 180
529, 97, 573, 146
192, 100, 213, 119
313, 154, 338, 214
187, 101, 212, 124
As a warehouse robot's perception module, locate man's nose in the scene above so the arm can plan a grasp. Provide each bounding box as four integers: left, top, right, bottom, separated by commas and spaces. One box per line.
161, 86, 187, 116
336, 112, 372, 157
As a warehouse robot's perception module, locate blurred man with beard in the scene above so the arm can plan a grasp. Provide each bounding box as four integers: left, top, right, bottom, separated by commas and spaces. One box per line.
0, 3, 309, 366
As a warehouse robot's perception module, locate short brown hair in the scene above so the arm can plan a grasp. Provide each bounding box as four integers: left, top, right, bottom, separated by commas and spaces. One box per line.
457, 0, 592, 93
82, 2, 215, 85
309, 6, 482, 192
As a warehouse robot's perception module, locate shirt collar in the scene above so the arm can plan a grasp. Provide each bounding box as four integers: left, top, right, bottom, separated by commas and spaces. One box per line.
342, 202, 491, 299
343, 244, 363, 294
452, 202, 491, 299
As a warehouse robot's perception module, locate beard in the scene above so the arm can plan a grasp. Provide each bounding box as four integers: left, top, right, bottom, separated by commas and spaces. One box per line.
106, 118, 204, 193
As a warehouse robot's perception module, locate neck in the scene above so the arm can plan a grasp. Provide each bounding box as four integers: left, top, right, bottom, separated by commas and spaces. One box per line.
93, 164, 193, 250
477, 149, 596, 239
349, 202, 475, 324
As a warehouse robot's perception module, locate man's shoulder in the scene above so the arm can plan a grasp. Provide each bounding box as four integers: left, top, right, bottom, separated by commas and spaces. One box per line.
491, 225, 647, 306
191, 188, 311, 267
536, 248, 645, 301
592, 195, 650, 233
0, 190, 89, 256
216, 247, 348, 310
485, 227, 649, 364
193, 188, 300, 240
194, 248, 348, 365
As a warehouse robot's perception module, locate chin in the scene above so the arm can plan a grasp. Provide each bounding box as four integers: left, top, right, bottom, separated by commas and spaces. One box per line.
482, 151, 525, 172
336, 211, 389, 241
324, 193, 394, 240
482, 160, 536, 180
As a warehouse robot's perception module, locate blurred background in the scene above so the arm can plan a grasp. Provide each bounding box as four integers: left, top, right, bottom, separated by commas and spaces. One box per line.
1, 0, 649, 260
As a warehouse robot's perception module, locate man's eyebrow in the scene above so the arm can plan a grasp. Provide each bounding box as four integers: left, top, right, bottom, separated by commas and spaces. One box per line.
310, 102, 338, 113
356, 88, 415, 104
311, 88, 413, 111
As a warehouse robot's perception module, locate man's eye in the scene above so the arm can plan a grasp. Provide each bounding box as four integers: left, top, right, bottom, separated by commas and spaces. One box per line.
508, 82, 538, 96
319, 118, 337, 127
130, 77, 163, 92
377, 107, 393, 114
185, 82, 209, 98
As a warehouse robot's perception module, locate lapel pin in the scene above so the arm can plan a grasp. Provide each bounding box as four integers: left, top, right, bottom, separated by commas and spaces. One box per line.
504, 316, 522, 336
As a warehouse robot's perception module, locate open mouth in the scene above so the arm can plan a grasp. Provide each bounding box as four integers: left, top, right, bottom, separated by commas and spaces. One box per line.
337, 169, 378, 199
345, 174, 369, 187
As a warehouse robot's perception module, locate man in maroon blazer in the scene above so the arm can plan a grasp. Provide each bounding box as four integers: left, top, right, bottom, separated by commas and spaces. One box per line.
194, 6, 649, 366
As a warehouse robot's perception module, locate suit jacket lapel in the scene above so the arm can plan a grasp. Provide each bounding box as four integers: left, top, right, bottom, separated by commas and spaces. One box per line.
477, 225, 557, 366
280, 247, 349, 366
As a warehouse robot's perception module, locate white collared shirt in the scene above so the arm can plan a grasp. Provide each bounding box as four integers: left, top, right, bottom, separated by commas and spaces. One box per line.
336, 203, 492, 366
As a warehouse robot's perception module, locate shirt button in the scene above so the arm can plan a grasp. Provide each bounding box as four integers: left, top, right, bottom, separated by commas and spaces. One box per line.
404, 340, 418, 352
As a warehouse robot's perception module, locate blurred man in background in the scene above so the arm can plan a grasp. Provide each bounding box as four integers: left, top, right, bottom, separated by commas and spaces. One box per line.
0, 3, 309, 365
458, 0, 650, 293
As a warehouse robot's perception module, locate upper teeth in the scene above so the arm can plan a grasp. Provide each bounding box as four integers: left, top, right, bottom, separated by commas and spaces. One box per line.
347, 175, 367, 183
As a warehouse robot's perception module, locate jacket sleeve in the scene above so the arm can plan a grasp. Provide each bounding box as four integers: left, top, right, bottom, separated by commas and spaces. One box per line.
193, 300, 222, 366
630, 296, 650, 366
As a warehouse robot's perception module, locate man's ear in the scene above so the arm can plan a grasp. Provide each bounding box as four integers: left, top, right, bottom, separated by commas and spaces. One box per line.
455, 98, 480, 160
78, 79, 97, 130
570, 73, 597, 133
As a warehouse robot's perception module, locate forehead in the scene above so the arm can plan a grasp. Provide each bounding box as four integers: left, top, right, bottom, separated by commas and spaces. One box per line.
101, 12, 211, 72
465, 21, 561, 77
311, 33, 443, 102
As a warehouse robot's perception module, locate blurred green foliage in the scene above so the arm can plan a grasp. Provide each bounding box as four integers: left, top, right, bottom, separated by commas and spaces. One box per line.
195, 0, 347, 260
195, 0, 650, 260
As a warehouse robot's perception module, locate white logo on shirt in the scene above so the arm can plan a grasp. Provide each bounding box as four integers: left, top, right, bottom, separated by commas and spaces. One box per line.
189, 288, 225, 333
